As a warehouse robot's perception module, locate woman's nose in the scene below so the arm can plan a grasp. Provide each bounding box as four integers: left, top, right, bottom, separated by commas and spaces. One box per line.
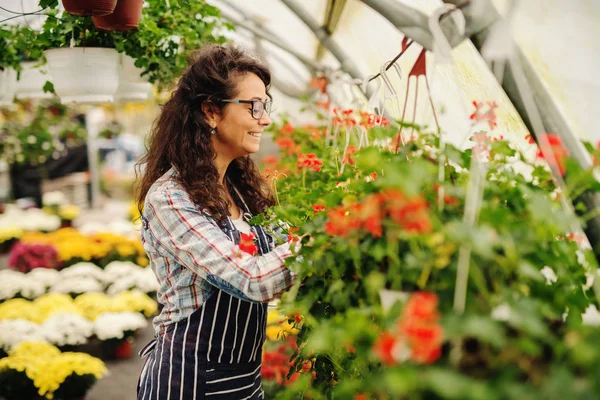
259, 111, 271, 126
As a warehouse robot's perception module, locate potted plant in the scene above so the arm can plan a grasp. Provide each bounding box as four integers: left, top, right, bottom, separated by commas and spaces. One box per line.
92, 0, 143, 31
0, 26, 20, 106
12, 25, 54, 100
62, 0, 117, 16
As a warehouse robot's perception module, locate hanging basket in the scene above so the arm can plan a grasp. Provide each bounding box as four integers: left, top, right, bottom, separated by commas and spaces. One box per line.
115, 54, 152, 102
44, 47, 120, 104
0, 67, 17, 106
15, 62, 54, 100
62, 0, 118, 16
92, 0, 143, 31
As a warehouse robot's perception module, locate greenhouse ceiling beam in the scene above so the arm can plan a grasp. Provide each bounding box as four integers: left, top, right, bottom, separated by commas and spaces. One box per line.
251, 24, 314, 99
316, 0, 348, 61
358, 0, 499, 51
279, 0, 363, 80
219, 8, 321, 73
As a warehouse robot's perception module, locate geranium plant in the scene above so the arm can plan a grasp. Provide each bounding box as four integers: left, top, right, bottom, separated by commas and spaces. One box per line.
251, 103, 600, 399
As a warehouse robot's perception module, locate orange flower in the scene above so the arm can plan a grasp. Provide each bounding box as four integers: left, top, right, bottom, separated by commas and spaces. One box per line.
262, 155, 279, 168
373, 331, 398, 366
239, 233, 258, 255
275, 137, 299, 155
536, 133, 569, 176
342, 145, 357, 166
280, 123, 294, 135
287, 227, 300, 244
297, 153, 324, 172
355, 394, 369, 400
312, 204, 326, 214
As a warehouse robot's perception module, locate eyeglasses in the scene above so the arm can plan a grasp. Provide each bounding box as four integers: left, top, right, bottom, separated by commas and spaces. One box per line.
220, 99, 272, 120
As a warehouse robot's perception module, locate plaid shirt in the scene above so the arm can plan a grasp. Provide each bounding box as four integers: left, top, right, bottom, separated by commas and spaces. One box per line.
141, 169, 294, 333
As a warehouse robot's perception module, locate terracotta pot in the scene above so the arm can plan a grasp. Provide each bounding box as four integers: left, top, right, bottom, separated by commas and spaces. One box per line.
92, 0, 143, 31
62, 0, 118, 16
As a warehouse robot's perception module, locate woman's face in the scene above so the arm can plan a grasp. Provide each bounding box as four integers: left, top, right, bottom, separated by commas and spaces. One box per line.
211, 72, 271, 160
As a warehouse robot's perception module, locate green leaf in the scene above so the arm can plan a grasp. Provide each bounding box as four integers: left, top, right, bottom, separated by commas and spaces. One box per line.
42, 81, 55, 94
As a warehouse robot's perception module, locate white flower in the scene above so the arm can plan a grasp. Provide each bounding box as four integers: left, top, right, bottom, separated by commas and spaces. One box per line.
61, 262, 106, 284
28, 268, 61, 289
93, 312, 148, 340
42, 191, 68, 206
104, 261, 142, 281
27, 135, 36, 144
50, 276, 105, 295
491, 303, 512, 321
540, 266, 558, 285
19, 278, 47, 299
0, 270, 25, 301
41, 142, 51, 150
582, 305, 600, 326
0, 319, 41, 351
41, 312, 93, 346
106, 268, 159, 295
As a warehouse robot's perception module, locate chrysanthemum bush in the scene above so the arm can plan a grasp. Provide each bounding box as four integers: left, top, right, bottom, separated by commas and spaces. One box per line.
9, 228, 149, 270
0, 341, 107, 400
252, 104, 600, 399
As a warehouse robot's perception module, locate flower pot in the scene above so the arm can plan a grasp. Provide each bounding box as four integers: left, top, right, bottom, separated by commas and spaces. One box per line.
101, 336, 134, 359
92, 0, 143, 31
15, 62, 54, 100
44, 48, 120, 104
62, 0, 117, 16
379, 289, 409, 312
0, 67, 17, 106
115, 54, 151, 102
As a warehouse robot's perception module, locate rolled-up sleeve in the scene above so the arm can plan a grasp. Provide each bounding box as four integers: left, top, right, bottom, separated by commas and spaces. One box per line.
145, 186, 295, 303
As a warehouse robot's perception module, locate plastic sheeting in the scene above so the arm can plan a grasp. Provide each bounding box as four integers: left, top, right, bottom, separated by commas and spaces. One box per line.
2, 0, 599, 143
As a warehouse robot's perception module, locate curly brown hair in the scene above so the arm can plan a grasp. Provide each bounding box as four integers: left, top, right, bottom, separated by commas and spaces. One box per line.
135, 45, 275, 225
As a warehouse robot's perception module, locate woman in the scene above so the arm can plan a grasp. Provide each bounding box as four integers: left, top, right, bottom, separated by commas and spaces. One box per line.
135, 45, 297, 400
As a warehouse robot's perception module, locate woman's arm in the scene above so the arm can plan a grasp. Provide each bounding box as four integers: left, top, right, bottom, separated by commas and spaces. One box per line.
145, 186, 295, 303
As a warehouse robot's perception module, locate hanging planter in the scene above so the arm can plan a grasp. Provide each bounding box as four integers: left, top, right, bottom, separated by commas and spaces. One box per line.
92, 0, 143, 31
15, 62, 54, 100
62, 0, 118, 17
115, 54, 152, 102
44, 47, 120, 104
0, 68, 17, 106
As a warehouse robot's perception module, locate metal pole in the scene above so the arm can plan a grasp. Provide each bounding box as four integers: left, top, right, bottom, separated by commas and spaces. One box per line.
85, 108, 103, 209
279, 0, 364, 80
219, 9, 321, 73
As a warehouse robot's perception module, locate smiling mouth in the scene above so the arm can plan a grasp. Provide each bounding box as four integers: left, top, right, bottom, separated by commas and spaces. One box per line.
248, 132, 262, 138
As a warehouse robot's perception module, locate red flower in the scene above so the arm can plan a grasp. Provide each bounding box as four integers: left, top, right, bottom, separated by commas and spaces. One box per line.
342, 145, 357, 166
370, 172, 378, 180
262, 155, 279, 168
312, 204, 326, 214
470, 100, 498, 130
239, 233, 258, 256
297, 153, 324, 172
355, 394, 369, 400
536, 133, 569, 176
280, 123, 294, 135
373, 331, 398, 366
287, 227, 300, 244
275, 137, 299, 155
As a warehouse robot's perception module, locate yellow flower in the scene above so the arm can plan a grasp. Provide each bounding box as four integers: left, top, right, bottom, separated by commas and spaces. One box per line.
136, 256, 149, 267
265, 309, 299, 341
74, 293, 113, 321
129, 202, 143, 222
0, 299, 37, 322
116, 243, 136, 257
34, 293, 82, 322
58, 205, 81, 221
9, 341, 61, 359
0, 226, 24, 243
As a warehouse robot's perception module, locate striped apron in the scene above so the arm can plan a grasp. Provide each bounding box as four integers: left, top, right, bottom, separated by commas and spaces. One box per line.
137, 203, 276, 400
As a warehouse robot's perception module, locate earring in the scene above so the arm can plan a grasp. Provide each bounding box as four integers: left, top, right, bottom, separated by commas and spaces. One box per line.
210, 128, 216, 135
